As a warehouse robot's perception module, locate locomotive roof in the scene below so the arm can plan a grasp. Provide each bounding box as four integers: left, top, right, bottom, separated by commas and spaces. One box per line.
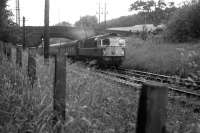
48, 40, 78, 47
87, 33, 118, 40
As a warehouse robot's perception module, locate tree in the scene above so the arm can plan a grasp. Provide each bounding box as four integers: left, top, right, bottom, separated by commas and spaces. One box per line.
55, 21, 72, 27
0, 0, 8, 40
129, 0, 177, 25
0, 0, 15, 42
75, 15, 98, 29
130, 0, 156, 13
153, 0, 167, 25
157, 0, 166, 9
164, 2, 177, 23
130, 0, 156, 24
166, 1, 200, 42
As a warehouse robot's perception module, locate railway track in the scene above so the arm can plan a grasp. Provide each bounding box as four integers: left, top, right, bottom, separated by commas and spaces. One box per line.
95, 69, 200, 98
70, 61, 200, 98
116, 67, 200, 89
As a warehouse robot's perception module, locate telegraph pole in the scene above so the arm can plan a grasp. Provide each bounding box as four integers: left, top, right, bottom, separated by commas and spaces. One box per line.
104, 0, 108, 28
23, 17, 26, 49
98, 0, 101, 24
44, 0, 50, 60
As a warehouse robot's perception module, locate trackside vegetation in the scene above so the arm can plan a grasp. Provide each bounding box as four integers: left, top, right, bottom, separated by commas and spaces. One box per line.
0, 52, 200, 133
123, 36, 200, 79
166, 1, 200, 42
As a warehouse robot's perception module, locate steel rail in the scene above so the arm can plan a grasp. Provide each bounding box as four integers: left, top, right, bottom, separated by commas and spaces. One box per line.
96, 69, 200, 98
116, 67, 200, 88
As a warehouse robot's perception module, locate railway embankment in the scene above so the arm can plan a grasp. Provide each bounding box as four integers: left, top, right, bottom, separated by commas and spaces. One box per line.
123, 36, 200, 80
0, 48, 200, 132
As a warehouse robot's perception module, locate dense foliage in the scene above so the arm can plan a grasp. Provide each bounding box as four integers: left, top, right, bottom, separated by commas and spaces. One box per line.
0, 0, 19, 43
55, 21, 72, 27
98, 0, 177, 29
166, 1, 200, 42
129, 0, 177, 25
0, 0, 10, 41
75, 15, 98, 29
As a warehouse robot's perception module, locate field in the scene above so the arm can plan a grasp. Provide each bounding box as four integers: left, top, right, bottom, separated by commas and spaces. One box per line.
0, 50, 200, 133
122, 35, 200, 79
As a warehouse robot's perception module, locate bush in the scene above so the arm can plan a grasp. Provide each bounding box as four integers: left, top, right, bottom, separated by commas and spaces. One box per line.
166, 1, 200, 42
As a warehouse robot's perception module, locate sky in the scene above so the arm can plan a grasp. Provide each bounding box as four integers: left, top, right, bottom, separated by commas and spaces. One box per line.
7, 0, 186, 26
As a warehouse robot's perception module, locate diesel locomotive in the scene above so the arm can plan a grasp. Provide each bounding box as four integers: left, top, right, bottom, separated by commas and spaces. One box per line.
40, 33, 126, 66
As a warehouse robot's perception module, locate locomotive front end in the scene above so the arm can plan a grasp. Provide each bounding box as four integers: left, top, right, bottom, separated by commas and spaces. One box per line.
102, 38, 125, 57
101, 37, 126, 66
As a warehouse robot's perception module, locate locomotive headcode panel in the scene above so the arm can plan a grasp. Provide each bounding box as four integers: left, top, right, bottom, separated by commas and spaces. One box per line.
102, 37, 126, 57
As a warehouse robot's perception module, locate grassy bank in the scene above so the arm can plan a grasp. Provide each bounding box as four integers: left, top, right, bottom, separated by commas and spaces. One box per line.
0, 52, 200, 132
122, 36, 200, 79
0, 55, 54, 133
0, 54, 139, 133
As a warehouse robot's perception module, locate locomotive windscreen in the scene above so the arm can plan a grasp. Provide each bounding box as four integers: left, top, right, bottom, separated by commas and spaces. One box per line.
83, 38, 97, 48
102, 39, 110, 46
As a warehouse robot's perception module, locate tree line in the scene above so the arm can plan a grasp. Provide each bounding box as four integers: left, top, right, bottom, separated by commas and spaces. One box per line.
166, 0, 200, 42
0, 0, 10, 41
0, 0, 19, 43
1, 0, 200, 43
96, 0, 200, 42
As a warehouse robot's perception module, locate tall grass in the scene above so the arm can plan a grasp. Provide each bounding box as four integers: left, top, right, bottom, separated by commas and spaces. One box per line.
0, 52, 54, 133
123, 36, 200, 78
1, 46, 200, 133
0, 53, 139, 132
62, 62, 139, 132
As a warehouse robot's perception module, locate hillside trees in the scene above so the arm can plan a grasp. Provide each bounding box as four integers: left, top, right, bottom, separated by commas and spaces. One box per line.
75, 15, 98, 29
97, 0, 177, 30
166, 1, 200, 42
0, 0, 18, 42
55, 21, 72, 27
0, 0, 11, 41
0, 0, 9, 28
129, 0, 177, 25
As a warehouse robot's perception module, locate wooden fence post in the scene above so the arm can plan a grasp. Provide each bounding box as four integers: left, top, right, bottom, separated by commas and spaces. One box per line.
3, 42, 6, 56
16, 45, 22, 67
0, 42, 3, 62
27, 47, 37, 87
11, 46, 16, 64
53, 50, 66, 132
136, 81, 168, 133
6, 43, 12, 61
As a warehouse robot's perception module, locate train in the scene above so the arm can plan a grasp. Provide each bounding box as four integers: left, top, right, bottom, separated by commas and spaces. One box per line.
39, 33, 126, 67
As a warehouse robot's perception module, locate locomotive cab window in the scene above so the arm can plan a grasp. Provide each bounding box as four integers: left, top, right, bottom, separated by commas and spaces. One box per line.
94, 40, 98, 47
97, 40, 101, 47
102, 39, 110, 46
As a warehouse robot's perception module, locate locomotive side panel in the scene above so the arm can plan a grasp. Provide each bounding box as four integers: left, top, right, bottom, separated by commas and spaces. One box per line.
78, 48, 102, 57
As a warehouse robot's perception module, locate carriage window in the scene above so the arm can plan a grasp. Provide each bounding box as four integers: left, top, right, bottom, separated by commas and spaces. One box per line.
102, 39, 110, 46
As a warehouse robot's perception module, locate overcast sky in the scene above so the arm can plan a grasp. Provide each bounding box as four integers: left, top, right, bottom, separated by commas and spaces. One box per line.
8, 0, 186, 26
